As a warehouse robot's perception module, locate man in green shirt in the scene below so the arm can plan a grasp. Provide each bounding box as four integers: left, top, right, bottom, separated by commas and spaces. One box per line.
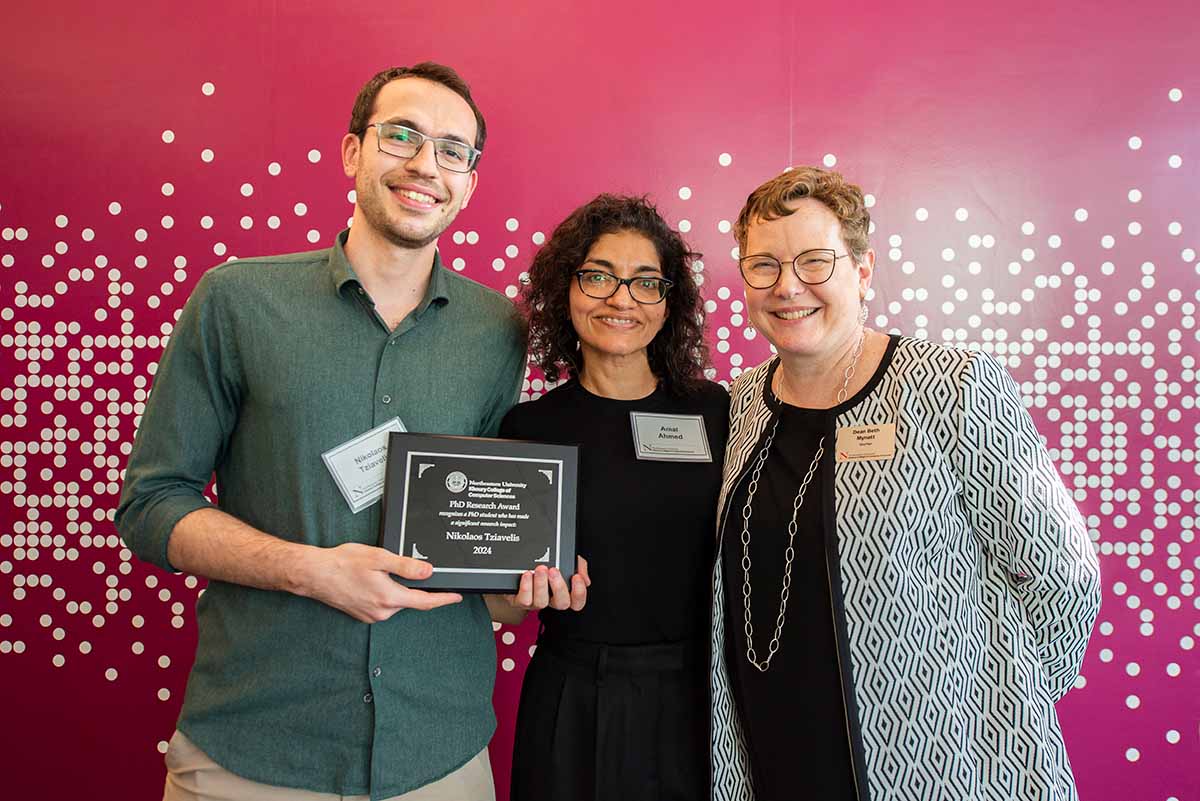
117, 63, 585, 801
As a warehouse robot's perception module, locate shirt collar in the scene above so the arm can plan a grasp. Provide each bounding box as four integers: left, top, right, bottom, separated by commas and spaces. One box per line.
329, 228, 452, 312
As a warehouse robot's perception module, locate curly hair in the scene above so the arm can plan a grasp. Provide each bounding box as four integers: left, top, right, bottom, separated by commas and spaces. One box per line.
733, 166, 871, 261
520, 194, 710, 396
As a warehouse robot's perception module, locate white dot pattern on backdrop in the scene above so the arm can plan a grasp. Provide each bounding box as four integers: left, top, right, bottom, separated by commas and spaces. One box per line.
0, 75, 1195, 801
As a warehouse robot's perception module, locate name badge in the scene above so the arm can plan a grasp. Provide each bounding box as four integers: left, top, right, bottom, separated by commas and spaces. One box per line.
629, 412, 712, 462
835, 423, 897, 463
322, 417, 406, 513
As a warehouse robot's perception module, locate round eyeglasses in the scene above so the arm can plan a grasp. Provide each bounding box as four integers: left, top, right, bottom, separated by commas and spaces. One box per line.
574, 270, 674, 304
738, 249, 848, 289
369, 123, 481, 173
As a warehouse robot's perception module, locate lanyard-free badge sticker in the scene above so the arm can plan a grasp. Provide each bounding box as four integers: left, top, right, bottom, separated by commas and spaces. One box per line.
629, 412, 712, 462
835, 422, 897, 462
322, 417, 406, 513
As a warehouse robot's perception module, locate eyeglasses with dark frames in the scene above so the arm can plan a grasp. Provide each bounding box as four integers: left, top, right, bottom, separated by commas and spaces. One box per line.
369, 123, 481, 173
738, 248, 849, 289
573, 269, 674, 304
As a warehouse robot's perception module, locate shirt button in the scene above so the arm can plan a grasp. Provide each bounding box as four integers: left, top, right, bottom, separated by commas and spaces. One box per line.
381, 395, 392, 404
362, 692, 374, 704
373, 666, 382, 677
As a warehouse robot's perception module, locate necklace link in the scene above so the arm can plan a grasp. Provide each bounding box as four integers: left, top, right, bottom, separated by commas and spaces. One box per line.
740, 328, 865, 672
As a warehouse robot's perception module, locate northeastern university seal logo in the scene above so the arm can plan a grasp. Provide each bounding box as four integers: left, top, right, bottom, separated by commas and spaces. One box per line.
445, 471, 468, 493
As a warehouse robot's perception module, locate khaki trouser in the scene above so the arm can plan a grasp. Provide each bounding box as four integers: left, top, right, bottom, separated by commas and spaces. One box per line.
163, 730, 495, 801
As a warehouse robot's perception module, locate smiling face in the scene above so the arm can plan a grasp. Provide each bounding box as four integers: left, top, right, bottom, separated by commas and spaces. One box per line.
342, 77, 479, 249
743, 197, 874, 364
570, 230, 669, 369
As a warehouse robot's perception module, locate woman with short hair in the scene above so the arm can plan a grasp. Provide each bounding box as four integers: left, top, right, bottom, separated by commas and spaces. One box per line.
709, 166, 1101, 801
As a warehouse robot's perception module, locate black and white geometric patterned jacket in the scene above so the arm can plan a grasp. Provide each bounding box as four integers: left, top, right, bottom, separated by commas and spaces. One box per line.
710, 335, 1102, 801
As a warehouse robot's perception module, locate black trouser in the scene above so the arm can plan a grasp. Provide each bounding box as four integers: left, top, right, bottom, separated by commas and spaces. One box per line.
510, 636, 709, 801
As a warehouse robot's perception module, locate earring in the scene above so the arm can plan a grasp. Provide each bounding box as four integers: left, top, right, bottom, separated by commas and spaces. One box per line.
566, 342, 582, 376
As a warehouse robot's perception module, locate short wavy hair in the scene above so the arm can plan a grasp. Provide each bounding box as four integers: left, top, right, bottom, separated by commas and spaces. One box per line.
734, 166, 871, 261
520, 194, 709, 396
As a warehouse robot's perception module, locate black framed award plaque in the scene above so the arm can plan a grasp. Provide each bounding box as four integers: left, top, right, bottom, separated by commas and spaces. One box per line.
379, 432, 579, 592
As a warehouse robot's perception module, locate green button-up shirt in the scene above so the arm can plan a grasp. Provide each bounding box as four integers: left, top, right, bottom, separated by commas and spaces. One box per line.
116, 231, 526, 798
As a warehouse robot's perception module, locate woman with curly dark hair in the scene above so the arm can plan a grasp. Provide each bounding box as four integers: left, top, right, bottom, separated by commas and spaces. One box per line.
499, 194, 729, 801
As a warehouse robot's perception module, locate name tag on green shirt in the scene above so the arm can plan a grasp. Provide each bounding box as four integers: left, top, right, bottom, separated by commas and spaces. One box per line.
322, 417, 406, 513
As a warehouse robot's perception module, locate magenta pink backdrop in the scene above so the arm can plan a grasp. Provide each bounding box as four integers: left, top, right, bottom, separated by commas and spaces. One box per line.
1, 2, 1197, 799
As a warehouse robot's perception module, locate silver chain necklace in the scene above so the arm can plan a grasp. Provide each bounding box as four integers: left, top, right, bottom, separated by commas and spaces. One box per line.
740, 328, 865, 672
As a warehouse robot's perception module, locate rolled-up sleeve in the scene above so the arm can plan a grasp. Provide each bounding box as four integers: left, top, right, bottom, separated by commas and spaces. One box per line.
115, 270, 243, 571
956, 351, 1102, 700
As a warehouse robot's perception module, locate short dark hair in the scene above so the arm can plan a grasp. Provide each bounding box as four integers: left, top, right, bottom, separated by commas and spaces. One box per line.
348, 63, 487, 158
520, 194, 710, 396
